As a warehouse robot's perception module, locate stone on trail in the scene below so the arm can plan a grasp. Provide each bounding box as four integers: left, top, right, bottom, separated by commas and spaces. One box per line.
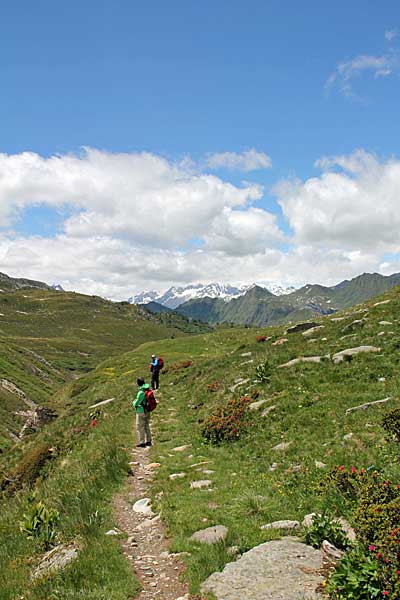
132, 498, 154, 516
105, 528, 121, 535
201, 538, 324, 600
190, 525, 228, 544
190, 479, 212, 489
147, 462, 161, 469
260, 520, 300, 531
332, 345, 380, 364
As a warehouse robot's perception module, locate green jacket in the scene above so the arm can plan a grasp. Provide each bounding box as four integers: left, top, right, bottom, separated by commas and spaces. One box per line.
133, 383, 151, 414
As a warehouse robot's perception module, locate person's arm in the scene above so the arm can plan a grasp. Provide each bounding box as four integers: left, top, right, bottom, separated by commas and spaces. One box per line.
133, 389, 145, 409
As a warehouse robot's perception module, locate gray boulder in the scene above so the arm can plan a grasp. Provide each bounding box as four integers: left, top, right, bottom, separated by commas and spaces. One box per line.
201, 538, 324, 599
332, 345, 380, 364
190, 525, 228, 544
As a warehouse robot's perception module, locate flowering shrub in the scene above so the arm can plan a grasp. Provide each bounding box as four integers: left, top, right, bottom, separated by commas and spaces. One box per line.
326, 548, 382, 599
320, 467, 400, 597
382, 408, 400, 443
201, 396, 253, 444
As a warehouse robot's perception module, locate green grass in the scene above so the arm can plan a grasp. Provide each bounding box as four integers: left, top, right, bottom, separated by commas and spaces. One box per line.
0, 287, 400, 597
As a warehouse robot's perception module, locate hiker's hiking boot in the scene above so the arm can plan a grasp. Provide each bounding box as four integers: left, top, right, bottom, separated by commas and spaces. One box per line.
136, 443, 146, 448
145, 441, 152, 447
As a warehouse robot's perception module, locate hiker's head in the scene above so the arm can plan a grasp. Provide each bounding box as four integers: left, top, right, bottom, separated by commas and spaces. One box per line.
151, 354, 156, 359
137, 377, 145, 387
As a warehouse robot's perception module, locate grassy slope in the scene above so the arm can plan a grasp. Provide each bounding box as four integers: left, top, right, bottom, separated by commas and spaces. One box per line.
0, 287, 210, 450
1, 287, 399, 597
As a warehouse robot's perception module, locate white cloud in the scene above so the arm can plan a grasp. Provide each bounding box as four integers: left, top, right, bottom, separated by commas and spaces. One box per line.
206, 149, 272, 171
385, 29, 398, 42
1, 147, 400, 299
0, 148, 265, 248
275, 150, 400, 252
326, 51, 400, 97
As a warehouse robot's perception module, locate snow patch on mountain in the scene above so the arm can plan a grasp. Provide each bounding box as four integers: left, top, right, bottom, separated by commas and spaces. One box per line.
129, 282, 297, 309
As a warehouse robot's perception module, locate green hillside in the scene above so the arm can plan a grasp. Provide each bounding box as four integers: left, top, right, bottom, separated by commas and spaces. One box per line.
0, 285, 399, 598
0, 278, 210, 452
177, 272, 400, 326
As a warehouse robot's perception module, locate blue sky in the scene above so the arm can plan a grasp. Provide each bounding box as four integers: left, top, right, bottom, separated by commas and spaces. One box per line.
0, 1, 399, 297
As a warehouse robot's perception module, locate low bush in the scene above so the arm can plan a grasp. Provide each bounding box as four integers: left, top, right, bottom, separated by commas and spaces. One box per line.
256, 335, 267, 343
303, 513, 350, 550
201, 396, 253, 444
382, 408, 400, 443
20, 500, 59, 549
326, 548, 382, 599
255, 360, 271, 383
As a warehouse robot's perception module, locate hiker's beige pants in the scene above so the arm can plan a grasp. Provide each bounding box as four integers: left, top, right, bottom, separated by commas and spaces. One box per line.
136, 412, 152, 444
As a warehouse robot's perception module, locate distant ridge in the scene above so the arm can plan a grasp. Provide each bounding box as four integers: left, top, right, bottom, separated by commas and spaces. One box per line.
175, 272, 400, 326
0, 272, 51, 292
130, 282, 296, 309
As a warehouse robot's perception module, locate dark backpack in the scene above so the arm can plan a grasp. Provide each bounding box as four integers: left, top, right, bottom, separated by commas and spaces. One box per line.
144, 388, 157, 412
157, 356, 164, 370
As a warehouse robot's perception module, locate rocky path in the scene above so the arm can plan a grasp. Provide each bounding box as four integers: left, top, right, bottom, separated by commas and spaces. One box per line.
113, 445, 192, 600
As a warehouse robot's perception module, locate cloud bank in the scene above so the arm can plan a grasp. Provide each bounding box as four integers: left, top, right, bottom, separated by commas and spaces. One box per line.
0, 148, 399, 299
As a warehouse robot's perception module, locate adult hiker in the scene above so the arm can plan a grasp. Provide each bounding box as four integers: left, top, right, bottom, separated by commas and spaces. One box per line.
150, 353, 163, 390
133, 377, 153, 448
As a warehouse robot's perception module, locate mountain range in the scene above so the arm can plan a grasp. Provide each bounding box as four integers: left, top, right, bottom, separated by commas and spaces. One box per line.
129, 282, 296, 309
142, 272, 400, 327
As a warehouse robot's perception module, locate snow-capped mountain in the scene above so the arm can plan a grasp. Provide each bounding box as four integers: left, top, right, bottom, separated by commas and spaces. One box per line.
129, 282, 296, 309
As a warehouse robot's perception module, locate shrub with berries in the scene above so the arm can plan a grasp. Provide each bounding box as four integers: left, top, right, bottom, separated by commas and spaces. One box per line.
201, 396, 253, 444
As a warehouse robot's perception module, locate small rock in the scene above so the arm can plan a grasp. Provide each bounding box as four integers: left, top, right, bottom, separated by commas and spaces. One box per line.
132, 498, 154, 516
278, 356, 323, 368
269, 462, 280, 471
379, 320, 392, 325
172, 444, 191, 452
322, 540, 344, 562
240, 352, 252, 357
332, 345, 380, 364
343, 432, 353, 441
302, 513, 319, 528
261, 404, 276, 417
374, 299, 391, 306
227, 545, 240, 557
249, 398, 270, 411
261, 520, 300, 531
272, 338, 288, 346
169, 473, 186, 480
190, 480, 212, 489
31, 543, 79, 580
105, 529, 120, 536
272, 441, 292, 451
341, 318, 368, 334
190, 525, 228, 544
147, 462, 161, 469
200, 469, 215, 475
315, 461, 327, 469
302, 325, 325, 337
286, 322, 320, 334
378, 377, 386, 382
